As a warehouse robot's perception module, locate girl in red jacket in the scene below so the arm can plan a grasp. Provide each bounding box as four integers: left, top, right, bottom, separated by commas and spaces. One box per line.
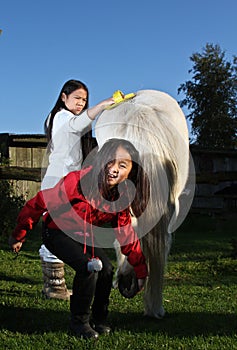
9, 138, 149, 339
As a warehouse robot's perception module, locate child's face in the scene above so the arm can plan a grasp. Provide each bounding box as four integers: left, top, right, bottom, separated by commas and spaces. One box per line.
106, 146, 133, 188
61, 88, 87, 115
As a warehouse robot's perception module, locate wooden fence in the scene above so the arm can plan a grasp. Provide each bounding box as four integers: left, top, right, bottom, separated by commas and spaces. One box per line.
0, 133, 237, 213
0, 133, 47, 198
191, 146, 237, 214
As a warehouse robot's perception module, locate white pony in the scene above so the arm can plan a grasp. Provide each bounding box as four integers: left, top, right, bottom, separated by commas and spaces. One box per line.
94, 90, 195, 319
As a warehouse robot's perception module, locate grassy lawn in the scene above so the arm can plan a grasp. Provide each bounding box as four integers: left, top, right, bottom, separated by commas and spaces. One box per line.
0, 213, 237, 349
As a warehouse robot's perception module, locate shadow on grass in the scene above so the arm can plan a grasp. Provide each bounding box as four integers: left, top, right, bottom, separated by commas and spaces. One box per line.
0, 271, 40, 286
110, 310, 237, 337
0, 305, 69, 333
1, 304, 236, 338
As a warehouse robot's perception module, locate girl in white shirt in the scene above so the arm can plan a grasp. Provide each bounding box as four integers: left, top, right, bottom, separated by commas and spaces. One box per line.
40, 79, 114, 299
42, 79, 114, 188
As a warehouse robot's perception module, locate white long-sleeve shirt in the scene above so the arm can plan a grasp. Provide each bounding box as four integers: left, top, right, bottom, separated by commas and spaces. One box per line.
41, 109, 92, 190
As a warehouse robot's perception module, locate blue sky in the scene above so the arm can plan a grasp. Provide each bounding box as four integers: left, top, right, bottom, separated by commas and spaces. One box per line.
1, 0, 236, 135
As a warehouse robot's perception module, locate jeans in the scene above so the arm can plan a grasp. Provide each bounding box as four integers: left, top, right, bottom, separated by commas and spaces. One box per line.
42, 227, 114, 322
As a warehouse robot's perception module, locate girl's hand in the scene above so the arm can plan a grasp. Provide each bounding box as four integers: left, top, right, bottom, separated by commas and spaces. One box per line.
87, 97, 114, 120
97, 97, 115, 109
9, 236, 23, 253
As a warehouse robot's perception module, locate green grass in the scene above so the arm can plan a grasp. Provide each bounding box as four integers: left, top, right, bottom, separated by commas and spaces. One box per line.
1, 213, 237, 349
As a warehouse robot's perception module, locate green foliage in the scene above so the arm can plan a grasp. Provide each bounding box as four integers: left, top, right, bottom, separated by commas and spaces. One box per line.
0, 179, 25, 237
178, 43, 237, 149
0, 214, 237, 349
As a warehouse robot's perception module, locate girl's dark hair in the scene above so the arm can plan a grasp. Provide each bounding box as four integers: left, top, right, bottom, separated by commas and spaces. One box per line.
44, 79, 89, 145
80, 138, 150, 217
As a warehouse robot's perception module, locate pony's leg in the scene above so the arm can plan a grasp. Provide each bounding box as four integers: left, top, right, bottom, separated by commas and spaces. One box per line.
112, 239, 133, 288
142, 226, 172, 319
113, 214, 138, 288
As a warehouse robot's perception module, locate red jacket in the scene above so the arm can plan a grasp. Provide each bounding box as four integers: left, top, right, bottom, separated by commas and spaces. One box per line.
12, 166, 148, 279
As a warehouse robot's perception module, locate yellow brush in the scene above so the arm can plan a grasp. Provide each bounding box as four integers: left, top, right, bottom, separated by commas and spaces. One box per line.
105, 90, 135, 109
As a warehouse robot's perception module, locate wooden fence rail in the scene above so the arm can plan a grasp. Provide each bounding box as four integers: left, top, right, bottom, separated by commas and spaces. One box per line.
0, 166, 42, 182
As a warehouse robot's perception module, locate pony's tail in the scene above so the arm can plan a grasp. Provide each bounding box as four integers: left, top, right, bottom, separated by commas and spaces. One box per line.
142, 213, 171, 318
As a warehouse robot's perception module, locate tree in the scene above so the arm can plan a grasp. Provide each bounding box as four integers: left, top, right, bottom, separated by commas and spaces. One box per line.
178, 43, 237, 149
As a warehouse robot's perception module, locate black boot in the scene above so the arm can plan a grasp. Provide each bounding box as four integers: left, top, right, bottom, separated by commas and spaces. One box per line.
91, 319, 111, 335
69, 272, 98, 339
70, 315, 99, 339
91, 296, 111, 335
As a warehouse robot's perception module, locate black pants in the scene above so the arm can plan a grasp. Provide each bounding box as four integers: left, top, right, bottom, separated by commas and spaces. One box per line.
42, 228, 114, 323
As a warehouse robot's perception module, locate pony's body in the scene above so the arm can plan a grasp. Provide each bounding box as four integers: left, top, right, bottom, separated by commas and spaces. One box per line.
95, 90, 194, 318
